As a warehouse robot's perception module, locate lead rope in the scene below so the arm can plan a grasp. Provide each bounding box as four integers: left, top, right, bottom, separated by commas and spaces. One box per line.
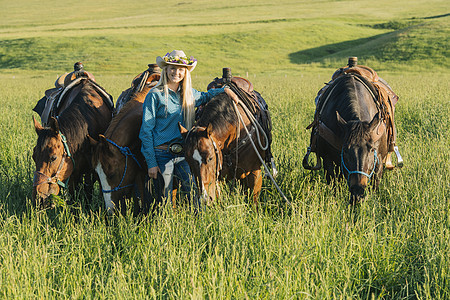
231, 100, 298, 213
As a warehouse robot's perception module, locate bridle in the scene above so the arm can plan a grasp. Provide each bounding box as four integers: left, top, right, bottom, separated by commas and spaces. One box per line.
101, 138, 142, 193
209, 135, 222, 181
341, 148, 379, 183
33, 132, 74, 190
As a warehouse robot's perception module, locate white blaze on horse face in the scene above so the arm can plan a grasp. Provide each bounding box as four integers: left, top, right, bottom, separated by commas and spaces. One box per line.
95, 163, 115, 213
193, 149, 209, 200
193, 149, 203, 169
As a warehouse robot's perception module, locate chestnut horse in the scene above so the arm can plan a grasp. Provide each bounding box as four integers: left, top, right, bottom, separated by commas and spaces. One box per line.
304, 72, 390, 204
32, 77, 113, 208
180, 76, 270, 206
91, 66, 160, 214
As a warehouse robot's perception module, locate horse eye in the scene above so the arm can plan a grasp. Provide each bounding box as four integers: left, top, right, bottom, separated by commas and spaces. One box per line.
50, 155, 58, 162
207, 157, 213, 162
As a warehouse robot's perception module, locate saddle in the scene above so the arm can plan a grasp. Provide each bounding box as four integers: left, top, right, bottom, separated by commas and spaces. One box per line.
303, 57, 403, 170
205, 68, 273, 164
311, 60, 398, 152
115, 64, 161, 113
33, 62, 113, 126
207, 75, 260, 116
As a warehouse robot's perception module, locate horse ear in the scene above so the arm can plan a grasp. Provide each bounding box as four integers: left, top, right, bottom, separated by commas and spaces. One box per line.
87, 134, 98, 147
336, 111, 347, 127
369, 113, 385, 142
97, 134, 113, 152
49, 117, 60, 133
98, 134, 108, 144
178, 122, 188, 139
206, 124, 213, 137
33, 116, 43, 135
368, 112, 381, 131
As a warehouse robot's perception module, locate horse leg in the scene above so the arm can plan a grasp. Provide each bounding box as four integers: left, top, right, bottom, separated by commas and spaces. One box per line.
372, 166, 384, 191
84, 171, 95, 208
242, 169, 262, 209
172, 177, 179, 209
322, 156, 335, 184
135, 171, 147, 215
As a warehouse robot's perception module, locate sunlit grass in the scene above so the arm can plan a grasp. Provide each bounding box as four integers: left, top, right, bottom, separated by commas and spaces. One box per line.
0, 0, 449, 298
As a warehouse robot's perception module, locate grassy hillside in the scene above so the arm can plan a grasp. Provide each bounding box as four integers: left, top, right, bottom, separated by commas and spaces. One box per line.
0, 0, 449, 298
0, 0, 449, 75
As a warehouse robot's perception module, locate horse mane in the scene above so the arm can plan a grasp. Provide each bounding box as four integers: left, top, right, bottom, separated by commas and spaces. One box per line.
55, 80, 111, 153
345, 121, 372, 146
328, 74, 376, 122
106, 96, 142, 136
197, 93, 238, 137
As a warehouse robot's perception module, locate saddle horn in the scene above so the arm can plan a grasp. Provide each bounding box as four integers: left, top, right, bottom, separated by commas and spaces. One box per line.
222, 67, 232, 83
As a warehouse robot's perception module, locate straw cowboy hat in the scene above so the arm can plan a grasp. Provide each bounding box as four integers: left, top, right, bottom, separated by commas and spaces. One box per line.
156, 50, 197, 72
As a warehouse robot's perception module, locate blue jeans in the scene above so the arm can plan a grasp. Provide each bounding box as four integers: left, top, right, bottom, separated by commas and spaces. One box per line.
154, 149, 199, 208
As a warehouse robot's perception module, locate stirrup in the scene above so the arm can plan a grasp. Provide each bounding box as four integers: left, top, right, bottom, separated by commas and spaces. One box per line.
270, 158, 278, 178
393, 146, 404, 168
264, 158, 278, 179
302, 147, 322, 170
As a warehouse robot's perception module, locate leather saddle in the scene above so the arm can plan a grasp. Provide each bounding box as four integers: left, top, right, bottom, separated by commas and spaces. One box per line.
115, 64, 161, 113
33, 62, 111, 125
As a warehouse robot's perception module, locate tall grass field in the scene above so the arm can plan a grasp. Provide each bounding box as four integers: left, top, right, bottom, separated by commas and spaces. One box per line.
0, 0, 449, 298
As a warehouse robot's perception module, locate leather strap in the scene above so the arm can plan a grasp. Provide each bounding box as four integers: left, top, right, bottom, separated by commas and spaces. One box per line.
155, 144, 168, 150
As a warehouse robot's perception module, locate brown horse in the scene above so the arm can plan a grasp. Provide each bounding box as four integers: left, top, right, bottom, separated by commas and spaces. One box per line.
180, 75, 271, 206
303, 67, 392, 204
90, 66, 160, 214
32, 75, 114, 209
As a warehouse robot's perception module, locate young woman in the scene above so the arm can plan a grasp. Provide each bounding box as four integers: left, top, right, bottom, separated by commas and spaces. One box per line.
139, 50, 237, 208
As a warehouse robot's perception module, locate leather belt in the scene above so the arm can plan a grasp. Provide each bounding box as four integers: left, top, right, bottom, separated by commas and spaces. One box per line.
155, 143, 184, 155
155, 144, 169, 151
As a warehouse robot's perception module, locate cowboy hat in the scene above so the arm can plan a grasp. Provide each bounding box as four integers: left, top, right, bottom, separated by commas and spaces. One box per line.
156, 50, 197, 72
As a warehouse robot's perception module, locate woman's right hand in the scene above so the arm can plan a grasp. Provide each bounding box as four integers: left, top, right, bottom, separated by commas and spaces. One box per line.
148, 166, 160, 179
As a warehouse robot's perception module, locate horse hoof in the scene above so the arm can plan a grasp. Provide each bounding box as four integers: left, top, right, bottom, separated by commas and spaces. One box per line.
385, 162, 395, 170
385, 152, 395, 170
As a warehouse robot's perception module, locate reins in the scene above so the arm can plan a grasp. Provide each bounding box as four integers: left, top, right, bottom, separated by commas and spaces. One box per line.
230, 97, 295, 210
101, 138, 142, 193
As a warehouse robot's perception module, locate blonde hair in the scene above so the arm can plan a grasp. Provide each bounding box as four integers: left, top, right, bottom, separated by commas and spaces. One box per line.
154, 66, 195, 129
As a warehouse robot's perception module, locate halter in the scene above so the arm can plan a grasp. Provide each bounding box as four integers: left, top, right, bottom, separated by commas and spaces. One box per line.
33, 132, 74, 190
101, 138, 142, 193
340, 148, 378, 183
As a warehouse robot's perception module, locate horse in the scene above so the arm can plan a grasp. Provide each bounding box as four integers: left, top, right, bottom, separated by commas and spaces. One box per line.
303, 60, 395, 204
180, 72, 271, 207
32, 69, 114, 209
90, 65, 160, 214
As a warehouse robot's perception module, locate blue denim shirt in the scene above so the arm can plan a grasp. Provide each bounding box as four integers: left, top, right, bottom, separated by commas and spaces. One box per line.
139, 86, 225, 169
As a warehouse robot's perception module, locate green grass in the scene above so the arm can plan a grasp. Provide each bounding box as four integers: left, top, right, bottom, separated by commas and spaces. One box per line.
0, 0, 449, 298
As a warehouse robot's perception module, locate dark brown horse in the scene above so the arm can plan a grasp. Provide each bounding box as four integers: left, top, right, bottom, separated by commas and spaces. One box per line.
32, 75, 114, 208
303, 67, 392, 204
90, 66, 160, 214
180, 75, 271, 206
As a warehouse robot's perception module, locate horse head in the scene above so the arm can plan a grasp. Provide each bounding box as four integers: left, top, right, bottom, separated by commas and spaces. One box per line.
32, 116, 74, 208
90, 134, 142, 214
337, 111, 386, 204
180, 123, 223, 205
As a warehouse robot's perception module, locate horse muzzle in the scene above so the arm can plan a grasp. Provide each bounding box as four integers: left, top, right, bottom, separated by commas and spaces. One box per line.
349, 183, 367, 205
33, 190, 57, 209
